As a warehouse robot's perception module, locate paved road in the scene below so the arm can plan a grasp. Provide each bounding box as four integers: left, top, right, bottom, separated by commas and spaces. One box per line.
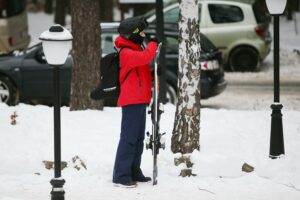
201, 76, 300, 111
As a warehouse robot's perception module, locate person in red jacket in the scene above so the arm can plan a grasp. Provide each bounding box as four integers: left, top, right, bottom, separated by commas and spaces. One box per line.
112, 17, 159, 188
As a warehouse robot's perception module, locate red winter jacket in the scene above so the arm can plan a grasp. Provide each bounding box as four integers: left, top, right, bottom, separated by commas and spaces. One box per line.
114, 36, 158, 106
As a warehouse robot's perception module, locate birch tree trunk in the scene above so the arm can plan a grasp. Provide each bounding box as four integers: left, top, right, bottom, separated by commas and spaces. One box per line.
70, 0, 103, 110
171, 0, 201, 177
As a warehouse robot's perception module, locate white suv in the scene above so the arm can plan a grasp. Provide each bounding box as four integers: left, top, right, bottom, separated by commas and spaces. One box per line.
146, 0, 272, 71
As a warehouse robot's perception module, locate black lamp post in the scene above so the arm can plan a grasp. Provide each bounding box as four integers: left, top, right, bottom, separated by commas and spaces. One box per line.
266, 0, 287, 159
39, 25, 72, 200
156, 0, 167, 103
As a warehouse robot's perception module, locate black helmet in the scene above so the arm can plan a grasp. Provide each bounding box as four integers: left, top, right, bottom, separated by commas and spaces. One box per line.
118, 17, 148, 44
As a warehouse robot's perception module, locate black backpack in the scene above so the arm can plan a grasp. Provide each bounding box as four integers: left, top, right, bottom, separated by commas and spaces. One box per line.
90, 48, 129, 100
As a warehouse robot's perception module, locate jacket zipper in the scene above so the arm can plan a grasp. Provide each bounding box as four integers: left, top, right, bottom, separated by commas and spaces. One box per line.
136, 68, 142, 96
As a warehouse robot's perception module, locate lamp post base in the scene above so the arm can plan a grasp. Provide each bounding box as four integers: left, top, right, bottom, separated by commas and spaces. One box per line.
269, 103, 285, 159
50, 178, 65, 200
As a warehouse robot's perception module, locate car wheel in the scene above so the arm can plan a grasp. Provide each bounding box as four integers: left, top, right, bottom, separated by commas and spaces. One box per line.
0, 76, 18, 105
229, 47, 259, 72
166, 82, 177, 105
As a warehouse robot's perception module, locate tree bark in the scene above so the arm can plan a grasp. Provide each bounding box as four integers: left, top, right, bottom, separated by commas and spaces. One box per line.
132, 4, 155, 16
100, 0, 113, 21
171, 0, 201, 176
55, 0, 68, 26
286, 0, 299, 20
70, 0, 103, 110
286, 0, 293, 20
44, 0, 53, 14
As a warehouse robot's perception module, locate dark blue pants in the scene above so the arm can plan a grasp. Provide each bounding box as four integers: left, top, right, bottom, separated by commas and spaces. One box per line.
113, 104, 147, 183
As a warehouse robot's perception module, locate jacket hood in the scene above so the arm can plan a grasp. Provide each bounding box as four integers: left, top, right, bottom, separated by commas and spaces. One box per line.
114, 35, 142, 50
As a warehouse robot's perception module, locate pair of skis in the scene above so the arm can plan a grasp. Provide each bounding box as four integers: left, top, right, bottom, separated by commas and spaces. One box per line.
146, 43, 165, 185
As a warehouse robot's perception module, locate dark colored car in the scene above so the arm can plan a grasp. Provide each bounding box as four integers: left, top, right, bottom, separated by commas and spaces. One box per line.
0, 23, 226, 106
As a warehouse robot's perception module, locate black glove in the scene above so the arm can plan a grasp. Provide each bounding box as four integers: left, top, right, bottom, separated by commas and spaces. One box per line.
146, 34, 161, 44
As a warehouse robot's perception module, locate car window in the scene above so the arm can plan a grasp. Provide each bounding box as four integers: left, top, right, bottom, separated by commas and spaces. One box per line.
25, 43, 40, 55
165, 36, 178, 54
163, 5, 202, 24
22, 43, 41, 59
101, 34, 116, 55
164, 33, 216, 54
200, 33, 217, 53
208, 4, 244, 24
164, 7, 179, 23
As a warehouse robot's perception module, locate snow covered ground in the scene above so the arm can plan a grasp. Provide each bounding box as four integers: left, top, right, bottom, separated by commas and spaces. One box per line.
1, 104, 300, 200
0, 10, 299, 200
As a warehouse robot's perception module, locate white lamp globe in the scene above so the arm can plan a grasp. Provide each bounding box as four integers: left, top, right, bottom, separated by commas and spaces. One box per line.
39, 25, 73, 65
266, 0, 287, 15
